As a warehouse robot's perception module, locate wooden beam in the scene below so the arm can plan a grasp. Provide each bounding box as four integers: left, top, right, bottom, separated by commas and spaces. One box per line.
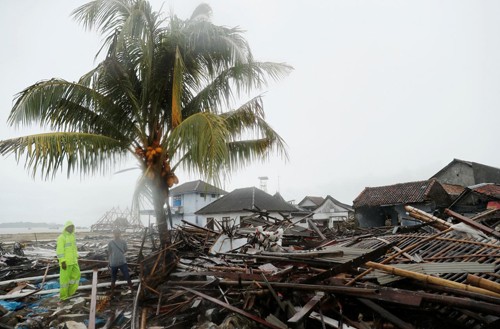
180, 286, 284, 329
88, 268, 99, 329
288, 293, 324, 323
307, 218, 326, 240
444, 208, 500, 239
358, 298, 415, 329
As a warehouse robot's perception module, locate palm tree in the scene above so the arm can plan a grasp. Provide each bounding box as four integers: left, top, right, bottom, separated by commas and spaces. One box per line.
0, 0, 291, 245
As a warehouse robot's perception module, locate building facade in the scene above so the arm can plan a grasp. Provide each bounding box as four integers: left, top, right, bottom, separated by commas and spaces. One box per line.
169, 180, 227, 226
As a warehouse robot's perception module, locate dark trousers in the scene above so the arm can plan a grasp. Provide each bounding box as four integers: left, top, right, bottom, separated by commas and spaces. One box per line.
111, 263, 131, 283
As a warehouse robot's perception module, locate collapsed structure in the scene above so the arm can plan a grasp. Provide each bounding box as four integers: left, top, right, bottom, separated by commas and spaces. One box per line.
1, 201, 499, 329
1, 159, 499, 329
90, 207, 143, 233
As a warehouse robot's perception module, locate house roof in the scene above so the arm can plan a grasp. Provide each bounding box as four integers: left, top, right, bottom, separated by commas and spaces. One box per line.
169, 180, 227, 196
432, 158, 500, 183
471, 183, 500, 199
196, 187, 298, 215
432, 158, 473, 179
298, 196, 325, 207
353, 179, 442, 208
441, 183, 466, 196
273, 192, 287, 203
316, 195, 354, 212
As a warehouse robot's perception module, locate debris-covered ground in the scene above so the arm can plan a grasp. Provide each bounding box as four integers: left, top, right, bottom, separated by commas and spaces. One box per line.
1, 207, 499, 329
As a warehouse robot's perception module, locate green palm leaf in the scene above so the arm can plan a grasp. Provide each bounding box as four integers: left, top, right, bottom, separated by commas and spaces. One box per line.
0, 132, 127, 179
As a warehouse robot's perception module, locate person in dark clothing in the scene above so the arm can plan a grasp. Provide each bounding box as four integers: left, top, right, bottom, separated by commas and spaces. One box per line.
108, 228, 133, 293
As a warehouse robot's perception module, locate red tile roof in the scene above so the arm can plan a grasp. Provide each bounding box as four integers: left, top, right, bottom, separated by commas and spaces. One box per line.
472, 184, 500, 198
441, 183, 466, 196
353, 179, 440, 208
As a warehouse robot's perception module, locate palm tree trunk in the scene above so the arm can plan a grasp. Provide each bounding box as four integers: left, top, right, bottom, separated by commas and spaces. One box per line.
151, 182, 169, 247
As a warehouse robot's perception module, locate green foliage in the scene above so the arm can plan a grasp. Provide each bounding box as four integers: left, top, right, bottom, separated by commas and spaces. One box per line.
0, 0, 292, 219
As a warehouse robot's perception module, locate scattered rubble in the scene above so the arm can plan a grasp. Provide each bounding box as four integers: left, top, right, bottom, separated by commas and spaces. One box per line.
1, 206, 499, 328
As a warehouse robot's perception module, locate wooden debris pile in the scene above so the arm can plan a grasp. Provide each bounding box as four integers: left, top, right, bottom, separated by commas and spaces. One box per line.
1, 206, 499, 329
132, 210, 500, 329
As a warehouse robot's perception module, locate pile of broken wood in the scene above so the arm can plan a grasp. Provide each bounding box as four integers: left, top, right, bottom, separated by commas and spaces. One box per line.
1, 206, 499, 329
136, 207, 500, 329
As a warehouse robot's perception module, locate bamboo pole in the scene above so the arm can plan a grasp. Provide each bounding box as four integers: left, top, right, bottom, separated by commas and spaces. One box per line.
366, 261, 500, 298
405, 205, 451, 231
467, 274, 500, 294
345, 227, 453, 286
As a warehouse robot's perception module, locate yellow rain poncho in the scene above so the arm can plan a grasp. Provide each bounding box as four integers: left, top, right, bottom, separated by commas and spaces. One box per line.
56, 220, 80, 300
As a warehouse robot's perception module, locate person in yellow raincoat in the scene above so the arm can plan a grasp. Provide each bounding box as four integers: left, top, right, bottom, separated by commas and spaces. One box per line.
56, 221, 80, 300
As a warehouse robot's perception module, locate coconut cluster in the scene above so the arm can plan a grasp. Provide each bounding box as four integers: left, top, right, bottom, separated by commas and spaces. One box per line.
135, 142, 179, 187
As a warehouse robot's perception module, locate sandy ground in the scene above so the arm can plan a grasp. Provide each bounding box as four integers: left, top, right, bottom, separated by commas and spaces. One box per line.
0, 231, 109, 244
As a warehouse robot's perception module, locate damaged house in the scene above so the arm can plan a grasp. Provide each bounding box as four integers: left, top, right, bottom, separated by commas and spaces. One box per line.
297, 196, 325, 211
353, 179, 451, 227
195, 187, 298, 227
432, 158, 500, 186
311, 195, 354, 228
449, 183, 500, 214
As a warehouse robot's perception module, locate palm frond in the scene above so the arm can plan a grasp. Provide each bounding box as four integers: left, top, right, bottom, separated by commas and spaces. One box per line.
171, 46, 184, 128
0, 132, 127, 179
9, 79, 136, 141
167, 112, 229, 184
184, 61, 293, 116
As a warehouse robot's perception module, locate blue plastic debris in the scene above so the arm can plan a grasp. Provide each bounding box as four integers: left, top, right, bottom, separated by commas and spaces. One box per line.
38, 280, 60, 290
84, 317, 106, 326
0, 300, 24, 311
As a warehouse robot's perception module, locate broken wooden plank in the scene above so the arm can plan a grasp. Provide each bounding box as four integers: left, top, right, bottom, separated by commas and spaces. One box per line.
445, 208, 500, 239
358, 298, 415, 329
288, 293, 324, 323
307, 218, 326, 240
261, 273, 286, 312
88, 268, 99, 329
309, 311, 357, 329
180, 286, 284, 329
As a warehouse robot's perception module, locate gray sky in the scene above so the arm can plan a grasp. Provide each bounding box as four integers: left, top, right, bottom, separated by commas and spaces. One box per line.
1, 0, 500, 226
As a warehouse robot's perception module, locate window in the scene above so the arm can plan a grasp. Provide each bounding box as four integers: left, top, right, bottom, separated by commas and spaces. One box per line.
173, 196, 182, 207
221, 216, 230, 227
211, 194, 216, 198
200, 193, 205, 197
206, 218, 215, 230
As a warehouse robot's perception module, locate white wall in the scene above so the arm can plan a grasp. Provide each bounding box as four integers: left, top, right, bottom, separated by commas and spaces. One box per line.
199, 211, 288, 228
171, 192, 223, 225
313, 199, 352, 228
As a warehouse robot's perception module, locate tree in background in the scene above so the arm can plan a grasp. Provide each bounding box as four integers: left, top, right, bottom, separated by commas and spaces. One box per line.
0, 0, 291, 245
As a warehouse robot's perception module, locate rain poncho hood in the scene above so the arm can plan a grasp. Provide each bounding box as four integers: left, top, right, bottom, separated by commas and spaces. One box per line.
62, 220, 75, 234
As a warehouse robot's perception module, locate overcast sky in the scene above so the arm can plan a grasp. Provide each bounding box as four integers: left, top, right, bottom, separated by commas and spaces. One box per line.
1, 0, 500, 226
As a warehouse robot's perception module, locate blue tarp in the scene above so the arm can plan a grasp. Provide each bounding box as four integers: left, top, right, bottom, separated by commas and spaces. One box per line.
0, 300, 24, 311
